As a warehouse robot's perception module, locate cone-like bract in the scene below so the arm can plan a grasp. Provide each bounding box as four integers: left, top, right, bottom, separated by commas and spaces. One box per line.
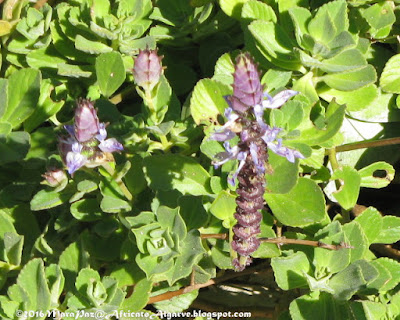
133, 48, 163, 92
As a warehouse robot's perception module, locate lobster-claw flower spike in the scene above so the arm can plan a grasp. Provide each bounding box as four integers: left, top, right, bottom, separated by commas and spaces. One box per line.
267, 139, 305, 163
262, 90, 298, 110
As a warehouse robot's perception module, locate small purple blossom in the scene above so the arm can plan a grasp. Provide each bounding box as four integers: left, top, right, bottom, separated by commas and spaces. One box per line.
58, 99, 123, 175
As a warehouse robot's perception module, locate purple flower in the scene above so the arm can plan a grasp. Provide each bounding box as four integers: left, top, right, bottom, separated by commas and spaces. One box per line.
133, 48, 163, 92
97, 123, 124, 153
266, 139, 305, 163
74, 99, 100, 142
58, 100, 123, 175
261, 90, 298, 110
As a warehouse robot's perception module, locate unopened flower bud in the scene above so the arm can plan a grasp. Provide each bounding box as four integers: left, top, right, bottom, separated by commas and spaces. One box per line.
74, 99, 100, 142
42, 168, 67, 188
228, 53, 263, 113
133, 48, 163, 92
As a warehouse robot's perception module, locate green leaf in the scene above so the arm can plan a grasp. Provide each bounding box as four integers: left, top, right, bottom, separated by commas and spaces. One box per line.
169, 230, 205, 284
4, 232, 23, 266
2, 69, 40, 128
290, 292, 353, 320
121, 278, 152, 311
70, 199, 103, 221
342, 221, 368, 262
265, 148, 300, 194
96, 52, 126, 98
370, 258, 400, 292
350, 300, 387, 320
17, 259, 51, 316
219, 0, 249, 19
265, 178, 326, 227
209, 191, 236, 222
271, 251, 311, 290
26, 46, 67, 69
0, 131, 30, 165
143, 154, 211, 196
331, 166, 361, 210
362, 2, 395, 39
321, 64, 376, 91
313, 228, 350, 274
261, 69, 292, 92
248, 20, 301, 71
24, 79, 65, 132
0, 79, 8, 119
380, 54, 400, 94
354, 207, 382, 243
124, 156, 147, 196
30, 188, 69, 211
178, 196, 208, 230
329, 262, 366, 300
57, 63, 93, 78
358, 161, 394, 189
241, 0, 276, 22
373, 216, 400, 244
75, 35, 113, 54
318, 84, 378, 112
45, 264, 65, 308
59, 241, 90, 292
295, 99, 345, 145
212, 53, 234, 86
190, 79, 231, 125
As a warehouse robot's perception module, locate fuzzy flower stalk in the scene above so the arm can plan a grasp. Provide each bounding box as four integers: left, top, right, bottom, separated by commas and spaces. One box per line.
211, 53, 304, 271
58, 99, 123, 175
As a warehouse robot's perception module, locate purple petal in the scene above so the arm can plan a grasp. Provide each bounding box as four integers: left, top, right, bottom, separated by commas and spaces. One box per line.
66, 152, 87, 175
228, 151, 248, 185
96, 123, 108, 141
267, 139, 304, 163
261, 126, 282, 143
249, 143, 265, 174
262, 90, 298, 109
212, 144, 240, 168
64, 125, 75, 137
98, 138, 124, 153
210, 129, 236, 141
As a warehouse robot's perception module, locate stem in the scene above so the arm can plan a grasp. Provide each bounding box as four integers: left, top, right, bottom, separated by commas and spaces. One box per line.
109, 86, 136, 105
101, 163, 133, 202
201, 234, 353, 250
147, 262, 269, 304
327, 148, 339, 171
260, 236, 353, 250
332, 137, 400, 153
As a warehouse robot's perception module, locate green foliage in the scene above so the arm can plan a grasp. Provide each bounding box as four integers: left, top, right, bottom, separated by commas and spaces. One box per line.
0, 0, 400, 319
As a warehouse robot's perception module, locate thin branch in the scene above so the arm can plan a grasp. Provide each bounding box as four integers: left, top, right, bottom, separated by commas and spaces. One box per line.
201, 233, 228, 240
260, 237, 353, 250
147, 262, 269, 304
332, 137, 400, 154
371, 244, 400, 260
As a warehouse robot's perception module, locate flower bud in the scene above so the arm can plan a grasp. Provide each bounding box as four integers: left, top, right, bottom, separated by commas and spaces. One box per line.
74, 99, 100, 142
228, 53, 263, 113
133, 48, 163, 92
42, 168, 68, 188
